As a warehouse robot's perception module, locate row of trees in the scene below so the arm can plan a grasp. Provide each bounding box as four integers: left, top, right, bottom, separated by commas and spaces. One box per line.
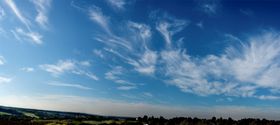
1, 114, 280, 125
136, 116, 280, 125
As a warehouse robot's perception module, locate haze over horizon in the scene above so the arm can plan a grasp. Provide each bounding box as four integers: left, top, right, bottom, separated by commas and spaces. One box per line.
1, 0, 280, 120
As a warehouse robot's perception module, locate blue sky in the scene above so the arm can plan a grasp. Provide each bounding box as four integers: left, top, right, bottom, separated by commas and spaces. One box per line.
1, 0, 280, 119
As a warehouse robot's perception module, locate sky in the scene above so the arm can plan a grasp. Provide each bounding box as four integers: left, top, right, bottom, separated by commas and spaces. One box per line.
1, 0, 280, 120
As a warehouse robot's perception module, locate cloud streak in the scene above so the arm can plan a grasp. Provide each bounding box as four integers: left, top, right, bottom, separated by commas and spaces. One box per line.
0, 6, 5, 19
89, 8, 157, 75
156, 18, 187, 47
40, 60, 75, 75
5, 0, 44, 44
89, 6, 111, 34
105, 66, 138, 90
117, 86, 136, 90
0, 56, 5, 65
106, 0, 126, 10
11, 28, 43, 44
5, 0, 31, 30
198, 0, 220, 15
47, 81, 92, 90
128, 50, 157, 75
31, 0, 52, 29
40, 59, 98, 80
21, 67, 34, 72
0, 76, 12, 84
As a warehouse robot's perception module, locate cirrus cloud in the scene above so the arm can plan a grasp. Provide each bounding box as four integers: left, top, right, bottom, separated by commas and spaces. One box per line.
0, 56, 6, 65
39, 59, 98, 80
0, 76, 12, 84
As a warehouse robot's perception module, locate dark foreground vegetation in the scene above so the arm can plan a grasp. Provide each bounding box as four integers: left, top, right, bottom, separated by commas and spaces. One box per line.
1, 106, 280, 125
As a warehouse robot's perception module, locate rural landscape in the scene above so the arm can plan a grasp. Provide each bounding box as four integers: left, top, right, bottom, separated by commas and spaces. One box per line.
1, 106, 280, 125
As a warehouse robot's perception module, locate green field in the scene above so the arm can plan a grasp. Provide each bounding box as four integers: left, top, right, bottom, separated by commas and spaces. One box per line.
0, 111, 12, 116
30, 119, 139, 125
22, 112, 40, 119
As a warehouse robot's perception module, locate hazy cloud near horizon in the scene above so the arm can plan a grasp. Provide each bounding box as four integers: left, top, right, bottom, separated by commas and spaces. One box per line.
1, 95, 280, 120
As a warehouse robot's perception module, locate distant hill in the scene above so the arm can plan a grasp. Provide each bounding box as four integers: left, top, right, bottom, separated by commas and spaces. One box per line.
0, 105, 101, 119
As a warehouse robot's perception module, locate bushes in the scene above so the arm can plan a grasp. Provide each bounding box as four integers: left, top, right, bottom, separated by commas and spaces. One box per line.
136, 116, 280, 125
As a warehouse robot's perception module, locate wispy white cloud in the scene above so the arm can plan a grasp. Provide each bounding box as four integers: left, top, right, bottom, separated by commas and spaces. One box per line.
4, 0, 31, 30
105, 66, 124, 81
6, 0, 52, 29
117, 85, 136, 90
93, 49, 104, 58
257, 95, 280, 100
143, 92, 153, 98
83, 4, 280, 99
161, 49, 213, 96
40, 59, 98, 80
196, 21, 203, 29
132, 12, 280, 98
88, 6, 158, 76
216, 97, 233, 102
160, 31, 280, 99
124, 21, 158, 75
127, 21, 152, 44
126, 21, 153, 56
0, 6, 5, 20
98, 21, 157, 76
105, 66, 138, 90
88, 6, 138, 51
11, 28, 43, 44
10, 29, 22, 41
79, 60, 91, 67
47, 81, 92, 90
225, 34, 243, 45
149, 12, 280, 98
240, 9, 254, 16
87, 6, 280, 99
21, 67, 34, 72
70, 0, 85, 11
30, 0, 52, 29
95, 38, 157, 75
40, 60, 75, 75
197, 0, 220, 15
0, 56, 6, 65
106, 0, 126, 10
202, 4, 217, 14
5, 0, 44, 44
94, 31, 132, 51
227, 32, 280, 88
156, 16, 188, 47
0, 76, 12, 84
103, 48, 130, 61
89, 5, 111, 34
128, 50, 157, 75
72, 69, 99, 81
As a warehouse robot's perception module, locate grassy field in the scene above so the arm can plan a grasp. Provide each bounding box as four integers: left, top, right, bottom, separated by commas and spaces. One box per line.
0, 111, 12, 116
30, 119, 140, 125
23, 112, 40, 119
82, 120, 138, 124
0, 105, 141, 124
